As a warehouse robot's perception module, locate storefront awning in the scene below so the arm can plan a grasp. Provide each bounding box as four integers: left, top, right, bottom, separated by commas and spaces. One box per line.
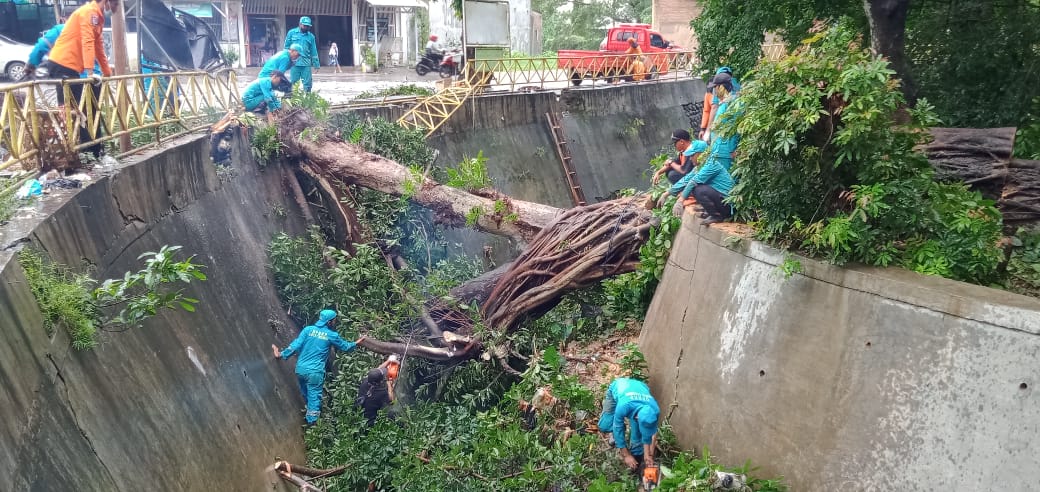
367, 0, 421, 8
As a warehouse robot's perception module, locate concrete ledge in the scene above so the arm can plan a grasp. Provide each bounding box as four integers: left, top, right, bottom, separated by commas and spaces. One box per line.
641, 211, 1040, 491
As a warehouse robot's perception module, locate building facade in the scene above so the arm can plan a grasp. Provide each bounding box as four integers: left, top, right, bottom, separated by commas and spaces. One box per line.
651, 0, 699, 50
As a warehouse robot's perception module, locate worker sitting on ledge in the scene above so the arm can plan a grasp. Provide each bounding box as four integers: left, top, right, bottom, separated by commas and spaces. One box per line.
598, 377, 660, 472
242, 70, 287, 123
272, 309, 366, 426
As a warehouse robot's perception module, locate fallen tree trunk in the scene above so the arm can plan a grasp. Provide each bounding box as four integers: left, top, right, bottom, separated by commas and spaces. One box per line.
271, 109, 658, 367
276, 109, 562, 243
922, 128, 1040, 229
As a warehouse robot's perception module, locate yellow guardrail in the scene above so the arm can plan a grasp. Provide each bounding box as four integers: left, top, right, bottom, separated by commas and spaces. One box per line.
466, 50, 699, 92
762, 43, 787, 61
0, 70, 240, 175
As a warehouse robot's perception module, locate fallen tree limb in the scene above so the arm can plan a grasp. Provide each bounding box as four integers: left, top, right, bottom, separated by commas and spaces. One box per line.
276, 109, 563, 243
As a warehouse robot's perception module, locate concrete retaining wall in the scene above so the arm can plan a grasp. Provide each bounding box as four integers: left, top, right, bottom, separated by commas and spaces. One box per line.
640, 214, 1040, 491
0, 134, 312, 490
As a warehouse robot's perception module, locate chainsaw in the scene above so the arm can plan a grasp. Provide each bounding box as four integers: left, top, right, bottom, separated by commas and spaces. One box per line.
642, 461, 660, 491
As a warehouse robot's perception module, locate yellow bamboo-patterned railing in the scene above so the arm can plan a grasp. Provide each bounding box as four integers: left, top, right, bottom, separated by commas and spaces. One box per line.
0, 69, 240, 176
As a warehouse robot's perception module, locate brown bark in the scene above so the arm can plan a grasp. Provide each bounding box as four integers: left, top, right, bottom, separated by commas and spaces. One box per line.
864, 0, 916, 104
922, 128, 1040, 229
276, 109, 563, 243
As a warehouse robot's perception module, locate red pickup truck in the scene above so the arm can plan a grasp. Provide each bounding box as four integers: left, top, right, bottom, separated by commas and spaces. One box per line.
557, 24, 683, 86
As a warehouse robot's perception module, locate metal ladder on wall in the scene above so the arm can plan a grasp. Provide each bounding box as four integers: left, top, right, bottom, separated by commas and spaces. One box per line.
545, 112, 587, 206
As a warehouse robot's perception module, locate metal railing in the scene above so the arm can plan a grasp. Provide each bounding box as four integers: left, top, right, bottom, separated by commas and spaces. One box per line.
0, 70, 241, 175
466, 50, 699, 93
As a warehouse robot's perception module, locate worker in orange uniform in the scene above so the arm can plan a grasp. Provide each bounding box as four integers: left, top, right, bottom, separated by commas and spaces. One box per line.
617, 37, 642, 83
43, 0, 115, 106
41, 0, 116, 159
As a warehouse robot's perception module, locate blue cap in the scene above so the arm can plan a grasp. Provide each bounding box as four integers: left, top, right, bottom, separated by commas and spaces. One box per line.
289, 43, 304, 53
716, 66, 733, 75
683, 139, 708, 156
315, 309, 337, 327
636, 406, 660, 442
300, 16, 313, 26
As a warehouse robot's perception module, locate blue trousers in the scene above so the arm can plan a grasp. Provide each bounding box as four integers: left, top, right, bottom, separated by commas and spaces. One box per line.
290, 65, 313, 92
598, 390, 645, 457
296, 372, 325, 424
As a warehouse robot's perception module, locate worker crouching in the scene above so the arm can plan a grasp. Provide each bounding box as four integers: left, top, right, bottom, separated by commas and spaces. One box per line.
598, 377, 660, 472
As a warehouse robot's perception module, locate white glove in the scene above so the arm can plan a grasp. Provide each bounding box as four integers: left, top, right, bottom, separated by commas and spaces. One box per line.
387, 354, 400, 363
672, 199, 685, 218
88, 73, 103, 86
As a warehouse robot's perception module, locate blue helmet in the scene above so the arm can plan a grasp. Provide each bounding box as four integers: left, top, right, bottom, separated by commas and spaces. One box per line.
299, 16, 313, 27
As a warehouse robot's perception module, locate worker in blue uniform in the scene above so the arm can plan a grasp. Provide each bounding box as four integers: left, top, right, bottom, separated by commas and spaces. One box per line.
241, 71, 286, 122
259, 43, 301, 92
272, 309, 366, 425
283, 16, 319, 92
25, 24, 102, 78
598, 377, 661, 470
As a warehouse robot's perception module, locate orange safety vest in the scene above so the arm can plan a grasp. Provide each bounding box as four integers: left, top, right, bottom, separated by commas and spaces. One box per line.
700, 91, 714, 132
49, 1, 111, 76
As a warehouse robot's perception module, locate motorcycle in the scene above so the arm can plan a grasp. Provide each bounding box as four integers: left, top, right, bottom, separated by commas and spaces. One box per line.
439, 50, 465, 78
415, 50, 443, 76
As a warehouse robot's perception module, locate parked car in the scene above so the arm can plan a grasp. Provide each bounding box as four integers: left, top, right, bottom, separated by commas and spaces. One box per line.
0, 34, 34, 82
557, 24, 684, 86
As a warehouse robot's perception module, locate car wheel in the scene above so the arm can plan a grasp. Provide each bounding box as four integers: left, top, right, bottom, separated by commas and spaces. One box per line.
6, 61, 27, 82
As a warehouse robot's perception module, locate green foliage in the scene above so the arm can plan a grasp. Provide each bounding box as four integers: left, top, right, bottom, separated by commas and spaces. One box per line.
465, 206, 484, 227
691, 1, 1040, 130
284, 87, 331, 121
19, 249, 98, 349
355, 84, 435, 100
658, 448, 787, 492
1005, 228, 1040, 298
603, 196, 681, 320
618, 343, 648, 382
0, 179, 17, 224
775, 255, 802, 279
19, 246, 206, 349
249, 124, 282, 167
618, 118, 645, 139
730, 23, 1003, 284
534, 0, 650, 53
1017, 98, 1040, 160
446, 151, 492, 190
222, 47, 240, 66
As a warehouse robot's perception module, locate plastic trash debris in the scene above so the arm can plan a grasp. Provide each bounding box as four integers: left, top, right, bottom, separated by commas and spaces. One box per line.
97, 155, 118, 171
16, 179, 43, 199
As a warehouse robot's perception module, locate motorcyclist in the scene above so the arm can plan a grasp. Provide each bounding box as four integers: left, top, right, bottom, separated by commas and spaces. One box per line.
424, 34, 443, 65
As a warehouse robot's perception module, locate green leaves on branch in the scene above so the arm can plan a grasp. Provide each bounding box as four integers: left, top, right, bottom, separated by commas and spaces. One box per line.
730, 23, 1003, 284
446, 151, 492, 191
19, 246, 206, 350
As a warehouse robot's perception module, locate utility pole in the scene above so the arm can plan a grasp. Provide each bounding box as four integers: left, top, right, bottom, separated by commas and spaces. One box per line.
53, 0, 62, 23
111, 0, 132, 152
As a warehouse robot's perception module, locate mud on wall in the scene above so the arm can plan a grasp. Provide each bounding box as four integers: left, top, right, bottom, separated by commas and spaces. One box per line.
0, 134, 314, 491
640, 213, 1040, 491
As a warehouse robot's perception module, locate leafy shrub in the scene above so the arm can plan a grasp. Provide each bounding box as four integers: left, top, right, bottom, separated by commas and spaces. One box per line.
1005, 228, 1040, 298
446, 151, 492, 190
19, 246, 205, 349
729, 22, 1003, 284
249, 124, 282, 167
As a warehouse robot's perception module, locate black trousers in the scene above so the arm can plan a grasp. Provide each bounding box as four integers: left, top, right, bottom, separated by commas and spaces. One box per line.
44, 61, 103, 158
666, 169, 686, 184
691, 184, 731, 219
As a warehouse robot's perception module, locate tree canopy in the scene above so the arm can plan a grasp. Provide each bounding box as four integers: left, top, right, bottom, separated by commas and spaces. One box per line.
692, 0, 1040, 130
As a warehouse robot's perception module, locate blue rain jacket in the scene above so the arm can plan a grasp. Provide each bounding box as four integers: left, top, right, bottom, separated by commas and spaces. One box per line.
241, 77, 281, 111
606, 378, 660, 449
259, 50, 296, 78
280, 324, 357, 375
30, 24, 102, 76
284, 28, 319, 68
